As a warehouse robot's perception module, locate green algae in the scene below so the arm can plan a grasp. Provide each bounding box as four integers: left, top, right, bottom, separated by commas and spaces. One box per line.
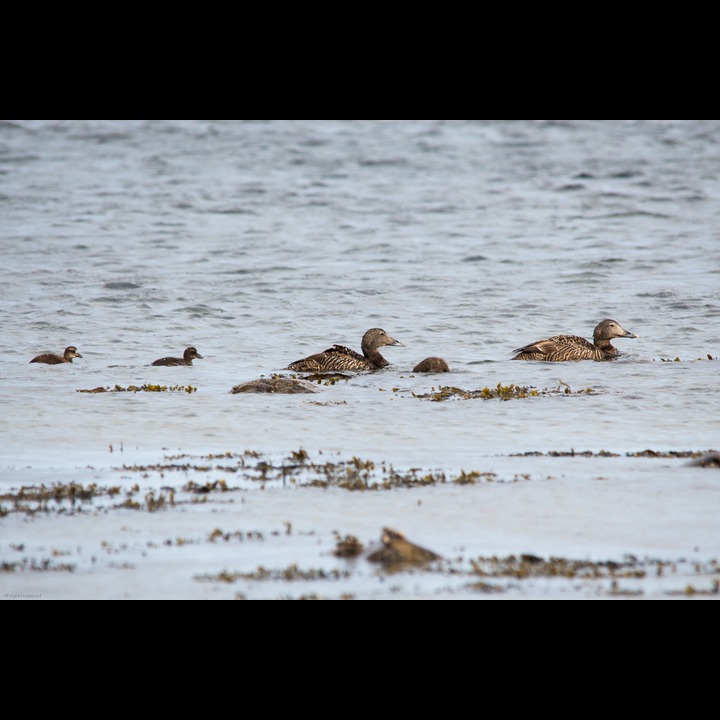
196, 564, 352, 583
656, 354, 717, 362
413, 382, 597, 402
77, 384, 197, 393
190, 540, 720, 599
1, 447, 716, 521
511, 449, 717, 458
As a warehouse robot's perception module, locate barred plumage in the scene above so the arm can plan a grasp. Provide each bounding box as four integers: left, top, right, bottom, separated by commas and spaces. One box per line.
511, 319, 637, 362
287, 328, 404, 372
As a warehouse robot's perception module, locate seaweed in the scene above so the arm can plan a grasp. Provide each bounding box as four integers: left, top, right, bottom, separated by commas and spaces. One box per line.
413, 382, 597, 401
656, 354, 717, 362
77, 384, 197, 393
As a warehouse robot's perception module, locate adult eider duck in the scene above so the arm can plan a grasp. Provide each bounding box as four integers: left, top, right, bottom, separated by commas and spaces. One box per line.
511, 319, 638, 361
287, 328, 404, 372
413, 357, 450, 373
151, 346, 204, 366
30, 346, 83, 364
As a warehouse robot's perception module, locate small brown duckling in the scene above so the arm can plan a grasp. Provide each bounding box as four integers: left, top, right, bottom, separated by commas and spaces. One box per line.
287, 328, 404, 372
30, 346, 83, 365
151, 346, 204, 366
413, 356, 450, 373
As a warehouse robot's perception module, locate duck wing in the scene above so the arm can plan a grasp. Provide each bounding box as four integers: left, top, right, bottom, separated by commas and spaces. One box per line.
287, 344, 366, 371
326, 344, 365, 362
513, 338, 560, 356
514, 334, 594, 356
152, 357, 182, 366
30, 353, 63, 364
549, 334, 595, 350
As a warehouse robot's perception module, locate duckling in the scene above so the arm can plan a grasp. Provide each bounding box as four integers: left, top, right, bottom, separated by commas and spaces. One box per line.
512, 318, 638, 361
151, 346, 204, 366
413, 356, 450, 373
287, 328, 404, 372
30, 346, 83, 364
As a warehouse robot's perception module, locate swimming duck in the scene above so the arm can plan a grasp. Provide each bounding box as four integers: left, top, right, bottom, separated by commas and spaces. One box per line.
287, 328, 404, 372
30, 346, 83, 364
413, 357, 450, 373
151, 346, 204, 366
512, 319, 638, 361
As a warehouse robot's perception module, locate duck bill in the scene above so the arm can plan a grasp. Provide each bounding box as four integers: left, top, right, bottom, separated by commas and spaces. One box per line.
623, 331, 638, 338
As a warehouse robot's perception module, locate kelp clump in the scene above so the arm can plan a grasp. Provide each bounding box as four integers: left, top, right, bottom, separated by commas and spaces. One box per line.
414, 382, 596, 402
656, 354, 717, 362
77, 384, 197, 393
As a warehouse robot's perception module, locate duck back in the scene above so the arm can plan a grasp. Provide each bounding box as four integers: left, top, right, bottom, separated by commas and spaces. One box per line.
287, 328, 403, 372
513, 335, 604, 362
288, 345, 372, 372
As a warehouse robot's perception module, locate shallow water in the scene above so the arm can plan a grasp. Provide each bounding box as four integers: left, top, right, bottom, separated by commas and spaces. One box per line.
1, 120, 719, 600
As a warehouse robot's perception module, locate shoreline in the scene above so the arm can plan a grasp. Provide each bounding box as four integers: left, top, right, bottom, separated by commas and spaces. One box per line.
2, 448, 719, 600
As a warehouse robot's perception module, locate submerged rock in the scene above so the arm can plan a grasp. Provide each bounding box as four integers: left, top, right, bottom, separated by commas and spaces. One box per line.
689, 452, 720, 468
412, 356, 450, 373
230, 376, 321, 394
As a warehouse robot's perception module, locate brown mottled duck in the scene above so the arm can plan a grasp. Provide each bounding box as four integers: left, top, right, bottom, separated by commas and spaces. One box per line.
512, 319, 638, 361
287, 328, 404, 372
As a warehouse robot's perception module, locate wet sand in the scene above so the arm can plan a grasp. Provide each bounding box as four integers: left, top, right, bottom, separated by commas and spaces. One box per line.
2, 449, 718, 600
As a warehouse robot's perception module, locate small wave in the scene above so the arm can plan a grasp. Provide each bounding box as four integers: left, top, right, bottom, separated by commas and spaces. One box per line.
561, 272, 606, 283
177, 304, 228, 318
104, 282, 142, 290
594, 210, 674, 220
30, 321, 70, 331
357, 158, 409, 167
72, 131, 133, 144
636, 290, 676, 298
205, 207, 258, 215
609, 170, 642, 179
581, 258, 626, 267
